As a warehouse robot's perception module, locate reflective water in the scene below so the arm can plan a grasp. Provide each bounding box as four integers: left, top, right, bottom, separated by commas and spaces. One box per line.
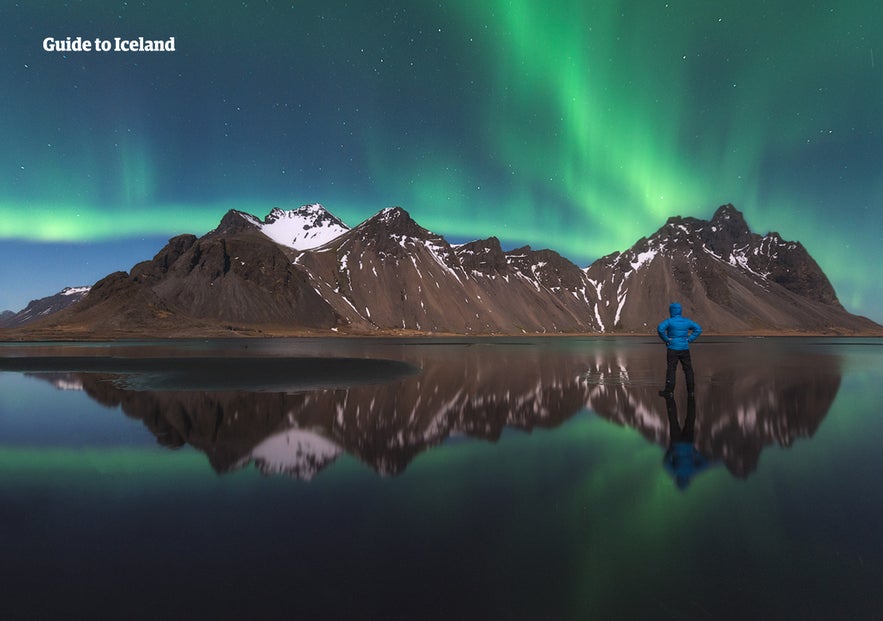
1, 337, 881, 619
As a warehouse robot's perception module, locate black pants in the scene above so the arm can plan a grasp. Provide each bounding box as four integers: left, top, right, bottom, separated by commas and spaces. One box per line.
664, 348, 695, 392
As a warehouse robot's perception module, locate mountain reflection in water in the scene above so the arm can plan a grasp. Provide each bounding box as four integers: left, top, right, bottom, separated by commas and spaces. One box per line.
19, 339, 841, 481
581, 340, 841, 478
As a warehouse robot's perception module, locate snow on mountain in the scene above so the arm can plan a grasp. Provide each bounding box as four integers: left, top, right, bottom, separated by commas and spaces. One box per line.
0, 286, 91, 328
581, 203, 867, 332
61, 286, 92, 296
259, 203, 349, 250
9, 202, 880, 337
290, 207, 603, 334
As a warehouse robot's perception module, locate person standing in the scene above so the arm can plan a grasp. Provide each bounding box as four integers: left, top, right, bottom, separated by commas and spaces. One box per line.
657, 302, 701, 397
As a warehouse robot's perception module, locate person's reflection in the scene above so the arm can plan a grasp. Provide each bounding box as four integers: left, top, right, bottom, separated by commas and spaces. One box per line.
663, 394, 710, 490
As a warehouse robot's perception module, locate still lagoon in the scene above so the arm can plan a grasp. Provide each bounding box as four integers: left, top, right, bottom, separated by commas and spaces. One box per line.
1, 337, 881, 619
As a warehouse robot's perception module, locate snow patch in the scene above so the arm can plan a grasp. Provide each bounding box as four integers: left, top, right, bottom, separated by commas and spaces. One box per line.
61, 286, 91, 296
629, 249, 657, 271
260, 204, 349, 250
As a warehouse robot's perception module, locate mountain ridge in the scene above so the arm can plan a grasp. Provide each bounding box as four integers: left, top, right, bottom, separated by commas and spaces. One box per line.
3, 203, 881, 338
0, 286, 91, 329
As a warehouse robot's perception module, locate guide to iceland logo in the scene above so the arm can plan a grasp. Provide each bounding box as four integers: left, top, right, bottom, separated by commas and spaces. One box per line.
43, 36, 176, 52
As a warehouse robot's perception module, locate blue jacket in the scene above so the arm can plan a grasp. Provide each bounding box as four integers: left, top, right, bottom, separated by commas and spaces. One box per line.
657, 303, 701, 350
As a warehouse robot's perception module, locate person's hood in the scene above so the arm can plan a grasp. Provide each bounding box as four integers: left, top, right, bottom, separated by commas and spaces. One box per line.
669, 302, 682, 317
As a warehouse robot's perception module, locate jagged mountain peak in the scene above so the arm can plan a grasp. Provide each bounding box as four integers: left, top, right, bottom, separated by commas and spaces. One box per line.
656, 205, 748, 235
379, 205, 409, 219
644, 205, 802, 268
264, 203, 341, 225
456, 237, 507, 272
662, 214, 705, 229
259, 203, 349, 250
506, 245, 573, 266
211, 209, 263, 237
648, 205, 757, 258
200, 204, 351, 250
462, 236, 503, 252
350, 206, 440, 245
366, 206, 423, 232
651, 218, 704, 253
705, 203, 754, 251
712, 202, 747, 223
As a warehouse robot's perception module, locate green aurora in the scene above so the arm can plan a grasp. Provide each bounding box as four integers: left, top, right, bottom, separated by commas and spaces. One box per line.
1, 1, 880, 319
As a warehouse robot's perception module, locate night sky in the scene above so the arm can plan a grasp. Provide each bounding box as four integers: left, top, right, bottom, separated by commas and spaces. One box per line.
1, 1, 881, 322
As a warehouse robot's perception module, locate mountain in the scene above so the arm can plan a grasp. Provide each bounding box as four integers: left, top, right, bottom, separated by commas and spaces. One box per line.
0, 286, 91, 328
584, 204, 875, 333
57, 212, 339, 335
293, 207, 601, 333
4, 203, 880, 337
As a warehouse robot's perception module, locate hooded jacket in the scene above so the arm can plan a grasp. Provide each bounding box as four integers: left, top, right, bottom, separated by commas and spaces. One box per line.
657, 303, 702, 351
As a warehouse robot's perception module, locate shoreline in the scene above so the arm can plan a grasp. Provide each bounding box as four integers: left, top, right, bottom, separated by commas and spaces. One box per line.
3, 328, 882, 344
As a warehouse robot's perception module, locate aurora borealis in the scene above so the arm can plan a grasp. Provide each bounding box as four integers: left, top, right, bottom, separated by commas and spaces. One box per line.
1, 1, 881, 321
